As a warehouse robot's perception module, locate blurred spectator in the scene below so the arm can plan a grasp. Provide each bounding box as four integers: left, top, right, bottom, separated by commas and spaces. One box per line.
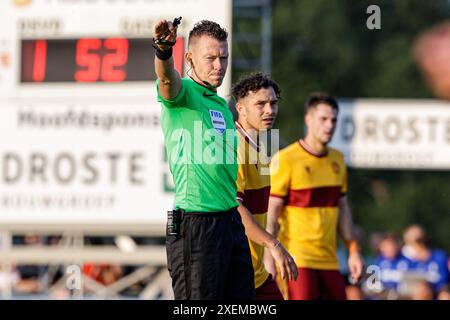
401, 225, 449, 293
413, 21, 450, 100
345, 284, 364, 300
375, 233, 411, 292
437, 284, 450, 300
12, 234, 66, 297
370, 232, 385, 252
365, 231, 384, 266
447, 256, 450, 274
0, 265, 19, 297
82, 236, 126, 287
83, 263, 124, 286
411, 280, 434, 300
14, 234, 48, 295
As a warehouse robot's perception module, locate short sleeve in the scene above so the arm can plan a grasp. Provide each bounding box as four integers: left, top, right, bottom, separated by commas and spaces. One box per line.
156, 78, 188, 108
269, 150, 291, 199
236, 144, 246, 201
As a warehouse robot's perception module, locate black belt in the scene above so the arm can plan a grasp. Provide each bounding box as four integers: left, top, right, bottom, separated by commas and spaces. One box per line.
183, 206, 238, 217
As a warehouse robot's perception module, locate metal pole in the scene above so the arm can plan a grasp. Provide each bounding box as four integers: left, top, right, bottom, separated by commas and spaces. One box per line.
261, 0, 272, 74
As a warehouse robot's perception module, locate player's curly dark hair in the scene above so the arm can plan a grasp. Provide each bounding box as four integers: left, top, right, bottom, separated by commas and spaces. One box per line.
188, 20, 228, 45
231, 72, 281, 101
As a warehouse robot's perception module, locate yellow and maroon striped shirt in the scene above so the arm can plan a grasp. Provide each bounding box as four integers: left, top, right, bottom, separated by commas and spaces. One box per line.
236, 122, 271, 288
270, 139, 347, 270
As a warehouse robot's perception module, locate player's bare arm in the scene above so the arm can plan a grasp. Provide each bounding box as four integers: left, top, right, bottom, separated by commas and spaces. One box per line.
264, 196, 285, 278
338, 196, 365, 282
153, 18, 181, 100
237, 200, 298, 281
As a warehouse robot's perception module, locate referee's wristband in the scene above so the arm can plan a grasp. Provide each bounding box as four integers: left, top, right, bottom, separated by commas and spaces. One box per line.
155, 46, 173, 60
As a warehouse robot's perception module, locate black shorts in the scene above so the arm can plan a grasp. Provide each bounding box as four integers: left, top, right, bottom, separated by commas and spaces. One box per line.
166, 208, 255, 300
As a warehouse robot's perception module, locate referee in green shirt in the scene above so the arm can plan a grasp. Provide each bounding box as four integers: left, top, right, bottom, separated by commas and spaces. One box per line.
153, 19, 255, 299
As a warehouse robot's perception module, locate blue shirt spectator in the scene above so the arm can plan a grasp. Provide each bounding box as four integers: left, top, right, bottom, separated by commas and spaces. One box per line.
406, 249, 449, 292
374, 233, 411, 291
402, 224, 450, 295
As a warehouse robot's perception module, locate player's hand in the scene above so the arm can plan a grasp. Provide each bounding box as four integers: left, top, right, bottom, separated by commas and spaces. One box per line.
270, 242, 298, 281
264, 249, 277, 279
348, 251, 365, 283
153, 19, 178, 51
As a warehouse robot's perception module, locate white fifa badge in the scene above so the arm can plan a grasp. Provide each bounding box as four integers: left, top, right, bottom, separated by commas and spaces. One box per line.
209, 109, 226, 134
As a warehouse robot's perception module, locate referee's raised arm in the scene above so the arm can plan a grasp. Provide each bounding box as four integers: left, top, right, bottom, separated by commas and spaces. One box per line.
153, 19, 181, 100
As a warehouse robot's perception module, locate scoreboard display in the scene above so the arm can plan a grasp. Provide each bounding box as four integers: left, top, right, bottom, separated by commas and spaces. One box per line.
20, 37, 184, 82
0, 0, 232, 228
1, 0, 232, 97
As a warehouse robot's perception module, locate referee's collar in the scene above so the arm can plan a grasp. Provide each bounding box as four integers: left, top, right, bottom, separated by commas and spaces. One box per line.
188, 76, 218, 95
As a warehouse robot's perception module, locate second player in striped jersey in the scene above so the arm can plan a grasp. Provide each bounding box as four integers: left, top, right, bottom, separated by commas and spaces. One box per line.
232, 72, 298, 300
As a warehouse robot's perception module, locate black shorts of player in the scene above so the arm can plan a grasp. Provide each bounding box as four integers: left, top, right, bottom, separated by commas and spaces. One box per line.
166, 207, 256, 300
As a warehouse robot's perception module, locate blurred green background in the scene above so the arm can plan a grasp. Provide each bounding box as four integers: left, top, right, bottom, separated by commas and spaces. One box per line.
233, 0, 450, 252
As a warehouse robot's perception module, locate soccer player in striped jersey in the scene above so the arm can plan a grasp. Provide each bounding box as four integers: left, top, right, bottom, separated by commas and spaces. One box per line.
232, 72, 298, 300
266, 92, 364, 300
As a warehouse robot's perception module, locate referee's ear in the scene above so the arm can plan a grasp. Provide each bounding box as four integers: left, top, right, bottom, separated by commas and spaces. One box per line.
185, 52, 193, 66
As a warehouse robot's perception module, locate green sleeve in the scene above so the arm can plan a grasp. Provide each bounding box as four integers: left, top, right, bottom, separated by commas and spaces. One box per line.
156, 78, 189, 108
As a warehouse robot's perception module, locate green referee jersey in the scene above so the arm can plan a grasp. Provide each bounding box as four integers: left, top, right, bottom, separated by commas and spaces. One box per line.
157, 77, 238, 212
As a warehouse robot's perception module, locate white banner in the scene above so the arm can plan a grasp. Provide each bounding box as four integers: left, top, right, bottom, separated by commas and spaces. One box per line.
330, 99, 450, 169
0, 99, 174, 225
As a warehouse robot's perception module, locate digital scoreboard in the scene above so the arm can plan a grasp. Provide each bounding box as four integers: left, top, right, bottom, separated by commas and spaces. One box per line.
20, 37, 184, 82
0, 0, 232, 229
